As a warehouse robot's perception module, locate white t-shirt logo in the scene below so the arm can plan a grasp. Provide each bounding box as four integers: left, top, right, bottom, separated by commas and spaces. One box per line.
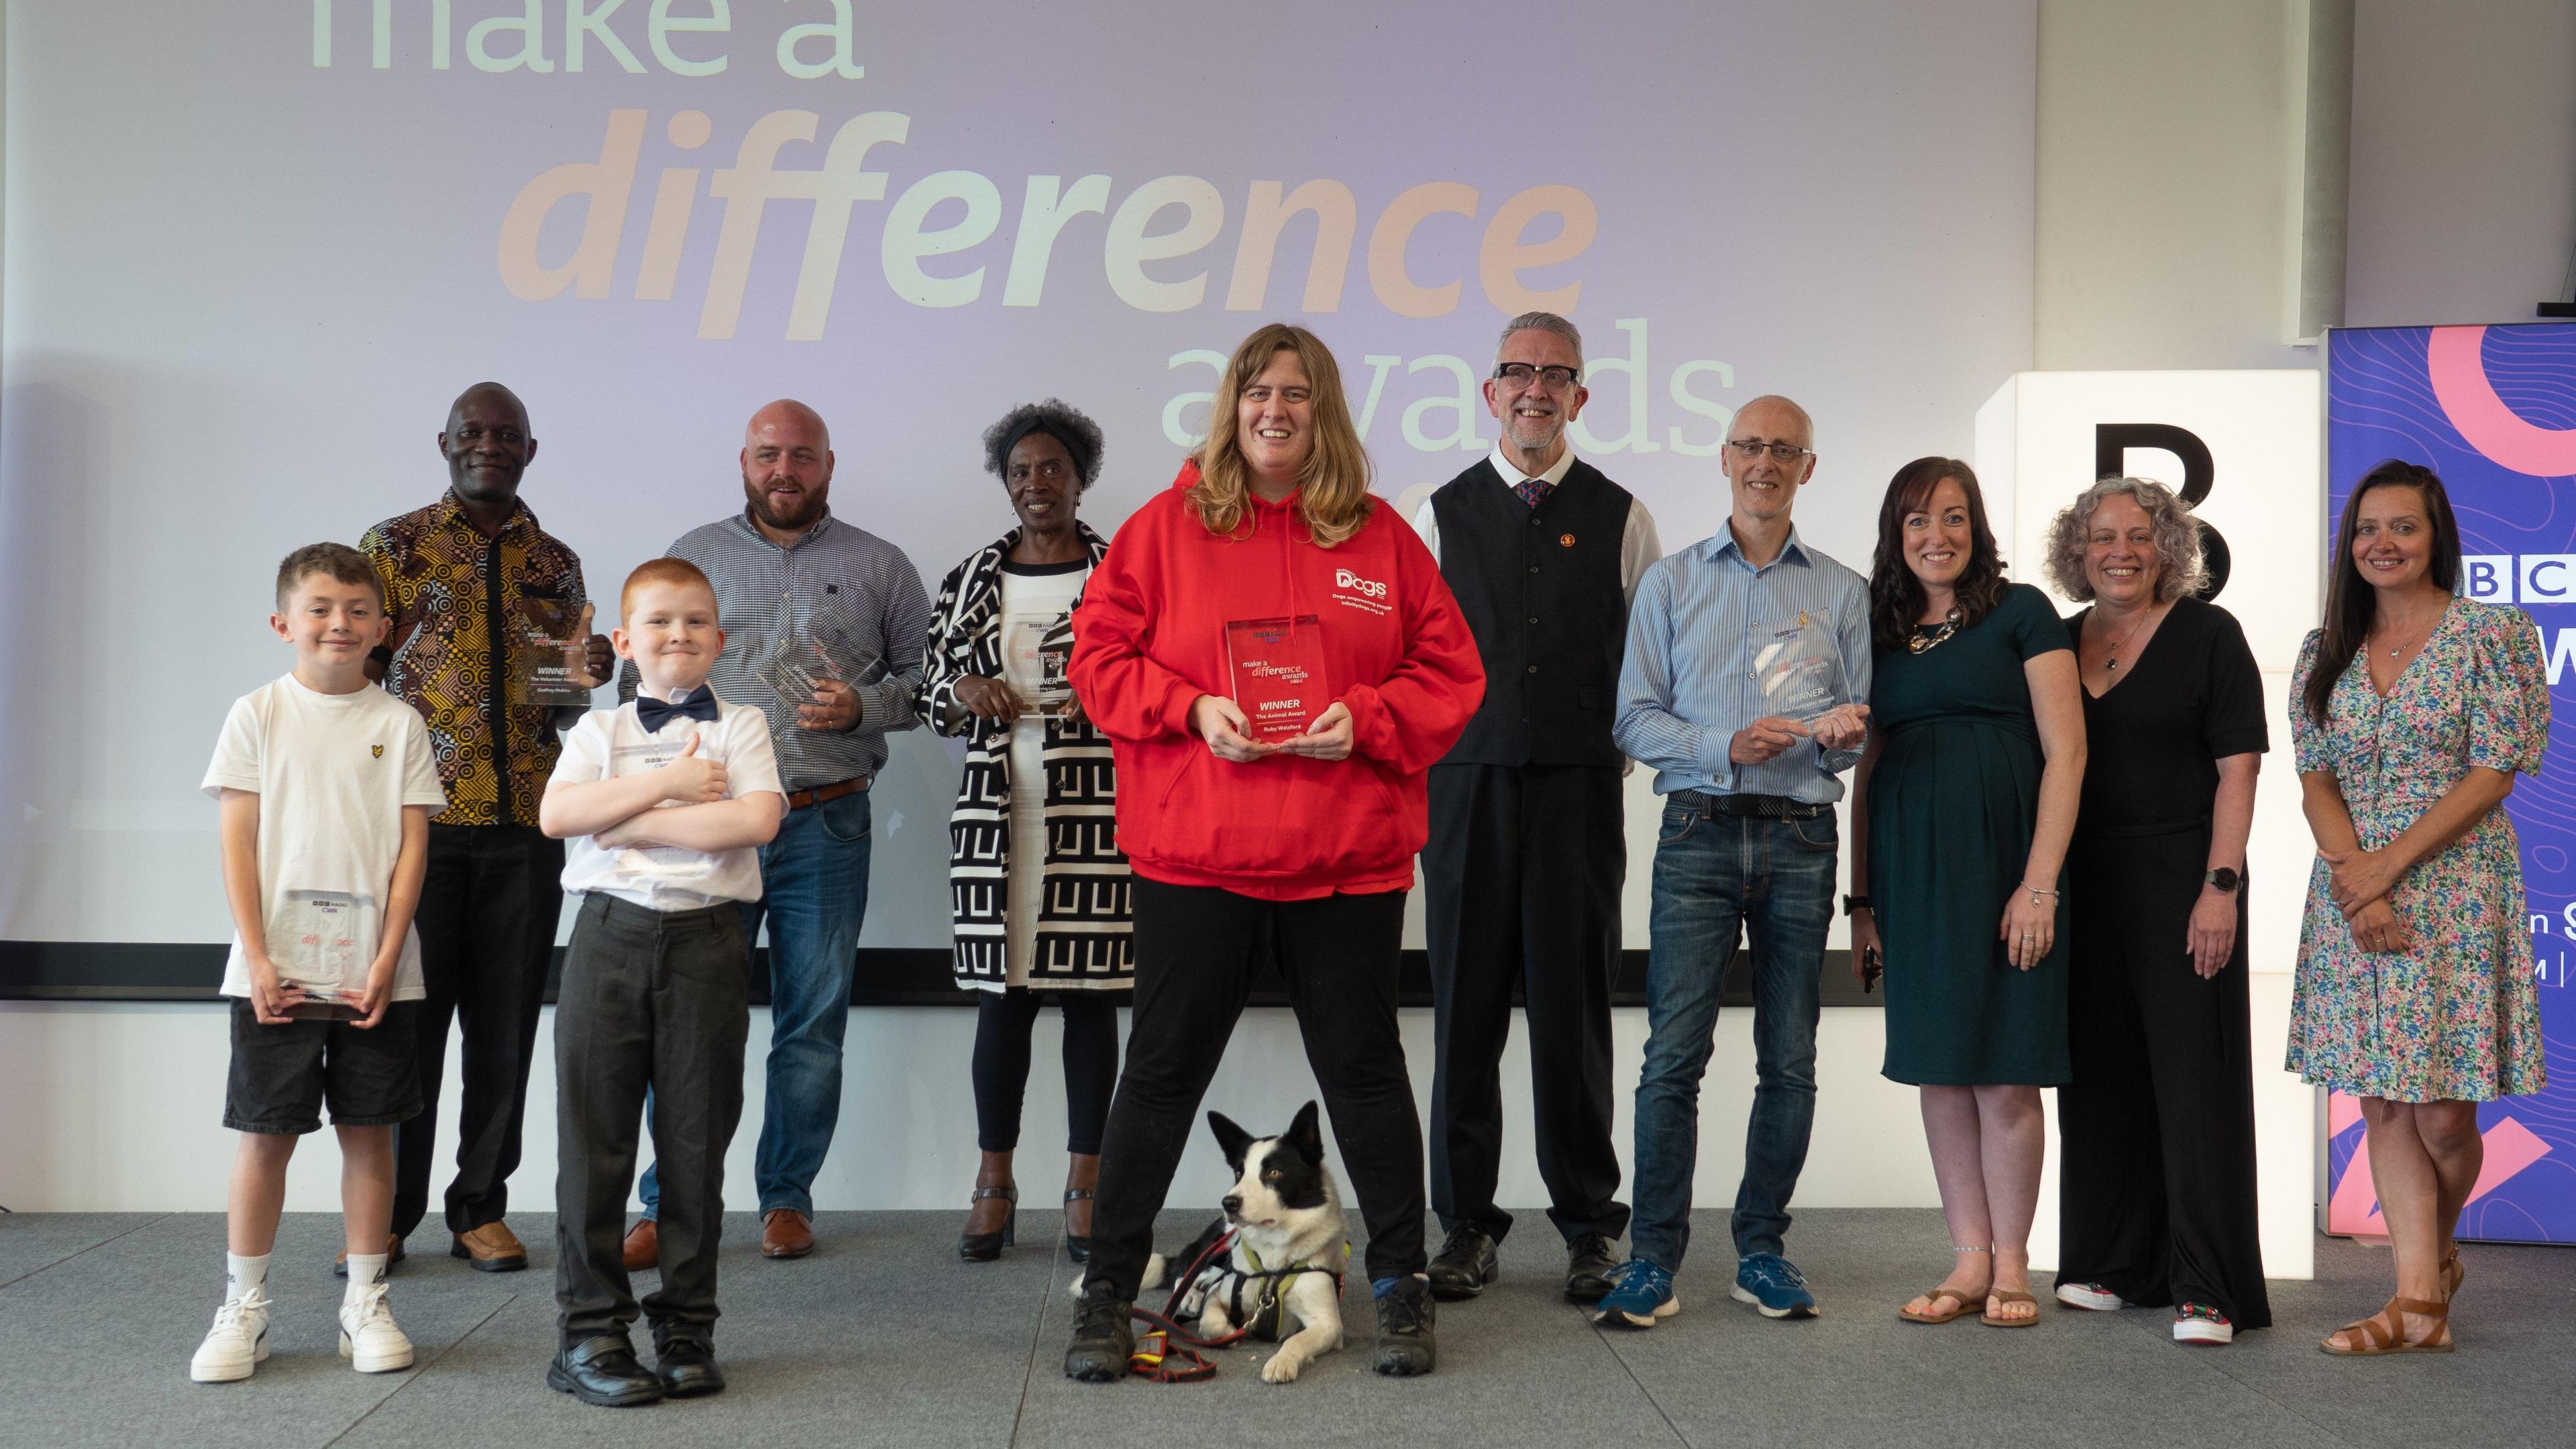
1334, 568, 1387, 598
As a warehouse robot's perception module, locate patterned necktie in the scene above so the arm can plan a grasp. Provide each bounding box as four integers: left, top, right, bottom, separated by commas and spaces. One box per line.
1513, 477, 1553, 508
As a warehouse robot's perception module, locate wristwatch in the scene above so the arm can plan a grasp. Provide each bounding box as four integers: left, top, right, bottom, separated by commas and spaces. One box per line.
1842, 894, 1872, 916
2204, 867, 2242, 894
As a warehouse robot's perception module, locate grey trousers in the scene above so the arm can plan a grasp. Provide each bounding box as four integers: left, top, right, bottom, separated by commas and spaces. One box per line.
553, 893, 749, 1348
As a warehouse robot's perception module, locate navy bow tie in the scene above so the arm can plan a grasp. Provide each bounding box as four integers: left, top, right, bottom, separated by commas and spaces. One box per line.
636, 687, 720, 733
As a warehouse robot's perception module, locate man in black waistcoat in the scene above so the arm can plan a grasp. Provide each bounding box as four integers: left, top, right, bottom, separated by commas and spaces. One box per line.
1410, 312, 1662, 1303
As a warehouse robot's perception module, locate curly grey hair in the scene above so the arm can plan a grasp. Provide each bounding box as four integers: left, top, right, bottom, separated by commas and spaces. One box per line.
981, 398, 1105, 493
2044, 476, 2206, 603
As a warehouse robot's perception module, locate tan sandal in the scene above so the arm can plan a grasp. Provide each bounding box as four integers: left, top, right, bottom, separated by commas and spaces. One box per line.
1981, 1289, 2041, 1328
1898, 1284, 1984, 1324
2444, 1248, 2465, 1300
2320, 1296, 2453, 1356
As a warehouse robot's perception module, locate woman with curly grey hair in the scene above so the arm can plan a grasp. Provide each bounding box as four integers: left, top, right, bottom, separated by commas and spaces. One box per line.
919, 399, 1132, 1263
2043, 476, 2272, 1344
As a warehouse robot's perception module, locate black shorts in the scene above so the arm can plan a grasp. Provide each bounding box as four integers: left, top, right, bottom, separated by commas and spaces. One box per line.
223, 999, 423, 1135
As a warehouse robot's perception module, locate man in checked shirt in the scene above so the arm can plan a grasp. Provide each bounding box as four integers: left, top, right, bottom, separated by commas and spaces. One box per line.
617, 399, 930, 1267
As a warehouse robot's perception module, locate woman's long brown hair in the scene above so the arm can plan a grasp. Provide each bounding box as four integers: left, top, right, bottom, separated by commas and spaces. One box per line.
2303, 460, 2462, 725
1189, 323, 1375, 547
1867, 457, 2010, 651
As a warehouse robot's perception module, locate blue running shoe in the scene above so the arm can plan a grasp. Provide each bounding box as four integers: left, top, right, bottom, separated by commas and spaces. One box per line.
1591, 1259, 1678, 1329
1731, 1252, 1818, 1319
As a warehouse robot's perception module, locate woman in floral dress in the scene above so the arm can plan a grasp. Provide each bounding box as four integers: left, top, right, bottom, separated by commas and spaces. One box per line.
2288, 460, 2548, 1358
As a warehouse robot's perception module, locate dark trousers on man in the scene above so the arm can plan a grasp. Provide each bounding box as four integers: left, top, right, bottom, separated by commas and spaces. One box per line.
1086, 880, 1427, 1300
554, 894, 750, 1348
1423, 763, 1629, 1245
394, 824, 564, 1238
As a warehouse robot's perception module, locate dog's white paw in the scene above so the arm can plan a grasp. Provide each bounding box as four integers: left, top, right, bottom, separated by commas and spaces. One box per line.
1260, 1352, 1304, 1384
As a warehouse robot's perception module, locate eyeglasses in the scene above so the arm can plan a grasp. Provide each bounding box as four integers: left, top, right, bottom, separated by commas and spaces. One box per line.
1726, 439, 1814, 463
1493, 363, 1580, 390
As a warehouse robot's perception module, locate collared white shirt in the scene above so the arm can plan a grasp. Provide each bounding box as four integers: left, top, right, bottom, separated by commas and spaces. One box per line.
553, 688, 786, 911
1410, 445, 1664, 605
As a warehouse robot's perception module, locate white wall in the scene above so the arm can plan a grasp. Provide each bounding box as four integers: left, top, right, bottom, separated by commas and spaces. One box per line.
2345, 0, 2576, 327
0, 1000, 1941, 1218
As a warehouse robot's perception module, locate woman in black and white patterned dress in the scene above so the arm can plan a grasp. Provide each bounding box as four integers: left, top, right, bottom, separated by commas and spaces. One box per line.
921, 400, 1132, 1263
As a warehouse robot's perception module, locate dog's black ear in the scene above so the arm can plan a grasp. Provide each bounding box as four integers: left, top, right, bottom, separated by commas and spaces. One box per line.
1207, 1110, 1255, 1170
1285, 1099, 1325, 1162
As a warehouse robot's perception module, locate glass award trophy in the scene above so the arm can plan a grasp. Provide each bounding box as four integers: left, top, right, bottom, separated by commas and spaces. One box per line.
1007, 616, 1076, 717
276, 890, 370, 1020
1224, 614, 1328, 741
1752, 610, 1849, 725
756, 631, 850, 708
513, 596, 595, 708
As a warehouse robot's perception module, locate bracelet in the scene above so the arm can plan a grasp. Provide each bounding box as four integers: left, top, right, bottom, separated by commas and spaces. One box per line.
1842, 894, 1872, 916
2020, 883, 2059, 896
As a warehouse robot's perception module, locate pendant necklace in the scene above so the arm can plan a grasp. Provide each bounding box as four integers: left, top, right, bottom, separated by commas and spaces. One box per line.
2097, 609, 2147, 674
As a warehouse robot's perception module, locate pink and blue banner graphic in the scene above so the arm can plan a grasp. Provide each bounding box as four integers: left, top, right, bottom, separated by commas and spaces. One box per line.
2324, 323, 2576, 1243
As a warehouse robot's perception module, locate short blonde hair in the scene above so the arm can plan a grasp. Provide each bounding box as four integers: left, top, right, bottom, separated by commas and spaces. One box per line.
1189, 323, 1375, 548
2044, 476, 2206, 604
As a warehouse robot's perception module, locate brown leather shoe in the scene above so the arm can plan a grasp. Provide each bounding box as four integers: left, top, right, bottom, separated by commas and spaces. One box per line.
623, 1218, 660, 1273
761, 1209, 814, 1259
451, 1220, 530, 1273
333, 1233, 406, 1279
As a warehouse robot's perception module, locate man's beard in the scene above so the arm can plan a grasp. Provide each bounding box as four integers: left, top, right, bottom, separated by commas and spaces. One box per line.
745, 478, 827, 533
1505, 415, 1564, 455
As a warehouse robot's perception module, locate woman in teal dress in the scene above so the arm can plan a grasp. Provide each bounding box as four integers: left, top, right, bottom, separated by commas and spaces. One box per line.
2291, 460, 2548, 1357
1849, 458, 2086, 1328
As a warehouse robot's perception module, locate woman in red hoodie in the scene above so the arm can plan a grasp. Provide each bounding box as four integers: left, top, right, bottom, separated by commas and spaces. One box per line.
1061, 323, 1485, 1383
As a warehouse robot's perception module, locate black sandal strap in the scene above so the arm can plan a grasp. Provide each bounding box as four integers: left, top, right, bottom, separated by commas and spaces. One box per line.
1063, 1187, 1095, 1203
971, 1185, 1019, 1204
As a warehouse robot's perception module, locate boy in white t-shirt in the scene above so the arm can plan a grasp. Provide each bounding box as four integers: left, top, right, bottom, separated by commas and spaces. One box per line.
538, 557, 784, 1407
191, 543, 449, 1385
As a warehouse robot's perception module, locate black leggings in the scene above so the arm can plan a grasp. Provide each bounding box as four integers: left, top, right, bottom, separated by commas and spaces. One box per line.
1087, 881, 1426, 1299
971, 988, 1122, 1155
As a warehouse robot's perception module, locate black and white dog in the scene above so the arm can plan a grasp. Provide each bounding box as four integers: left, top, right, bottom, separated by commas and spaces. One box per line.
1074, 1102, 1350, 1383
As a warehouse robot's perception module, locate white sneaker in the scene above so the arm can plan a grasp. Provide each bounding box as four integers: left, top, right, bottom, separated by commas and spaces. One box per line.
337, 1282, 415, 1373
2055, 1281, 2125, 1311
191, 1290, 272, 1383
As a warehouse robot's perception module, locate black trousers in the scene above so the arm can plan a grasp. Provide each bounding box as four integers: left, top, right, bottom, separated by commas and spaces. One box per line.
971, 988, 1122, 1155
1087, 880, 1426, 1298
2056, 828, 2272, 1328
394, 824, 564, 1238
1423, 762, 1629, 1244
554, 894, 749, 1348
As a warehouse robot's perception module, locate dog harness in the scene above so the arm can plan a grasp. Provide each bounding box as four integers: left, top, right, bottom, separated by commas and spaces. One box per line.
1128, 1231, 1350, 1383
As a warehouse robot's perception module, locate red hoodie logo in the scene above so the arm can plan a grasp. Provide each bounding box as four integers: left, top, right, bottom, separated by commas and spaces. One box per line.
1333, 568, 1393, 616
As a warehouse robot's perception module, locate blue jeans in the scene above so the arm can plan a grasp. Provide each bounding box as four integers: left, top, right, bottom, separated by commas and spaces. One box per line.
642, 789, 872, 1220
1629, 803, 1835, 1273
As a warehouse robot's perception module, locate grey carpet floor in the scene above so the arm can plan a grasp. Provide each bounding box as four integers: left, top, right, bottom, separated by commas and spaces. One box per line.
2, 1208, 2570, 1448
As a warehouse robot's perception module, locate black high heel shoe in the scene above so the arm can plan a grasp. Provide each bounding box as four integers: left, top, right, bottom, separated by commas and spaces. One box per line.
1063, 1187, 1095, 1265
959, 1185, 1018, 1262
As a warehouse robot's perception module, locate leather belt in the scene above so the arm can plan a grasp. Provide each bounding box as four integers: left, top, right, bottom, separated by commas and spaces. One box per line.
786, 776, 870, 811
1670, 788, 1829, 821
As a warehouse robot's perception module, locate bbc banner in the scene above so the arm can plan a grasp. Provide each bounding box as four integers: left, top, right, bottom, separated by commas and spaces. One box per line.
2324, 324, 2576, 1243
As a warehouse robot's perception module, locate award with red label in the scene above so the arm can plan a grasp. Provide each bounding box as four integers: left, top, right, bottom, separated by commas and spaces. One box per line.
1225, 615, 1328, 740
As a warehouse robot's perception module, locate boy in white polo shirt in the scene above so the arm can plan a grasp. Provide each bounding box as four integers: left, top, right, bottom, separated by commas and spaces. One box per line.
538, 557, 784, 1407
193, 543, 448, 1385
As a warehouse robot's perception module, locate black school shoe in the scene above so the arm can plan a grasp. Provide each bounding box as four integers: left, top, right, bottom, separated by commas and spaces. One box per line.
1064, 1277, 1134, 1383
1564, 1234, 1621, 1303
1373, 1277, 1439, 1376
547, 1334, 663, 1407
651, 1330, 725, 1397
1425, 1224, 1499, 1301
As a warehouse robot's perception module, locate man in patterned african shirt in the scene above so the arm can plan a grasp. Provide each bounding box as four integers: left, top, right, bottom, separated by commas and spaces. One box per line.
360, 381, 612, 1274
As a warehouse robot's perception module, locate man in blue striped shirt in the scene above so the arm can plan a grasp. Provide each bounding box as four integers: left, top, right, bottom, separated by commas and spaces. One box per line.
1595, 395, 1872, 1328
